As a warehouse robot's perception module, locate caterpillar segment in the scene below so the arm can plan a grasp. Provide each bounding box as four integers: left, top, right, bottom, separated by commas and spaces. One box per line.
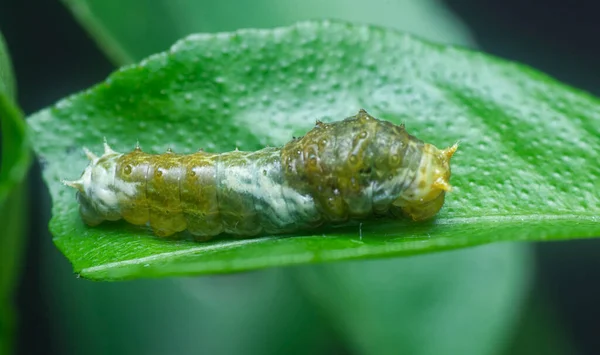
63, 109, 457, 240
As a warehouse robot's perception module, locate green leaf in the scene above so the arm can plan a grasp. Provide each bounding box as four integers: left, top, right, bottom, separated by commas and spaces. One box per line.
296, 243, 531, 355
0, 32, 30, 355
43, 254, 328, 355
0, 184, 26, 355
27, 21, 600, 281
0, 33, 29, 201
62, 0, 473, 65
0, 35, 15, 102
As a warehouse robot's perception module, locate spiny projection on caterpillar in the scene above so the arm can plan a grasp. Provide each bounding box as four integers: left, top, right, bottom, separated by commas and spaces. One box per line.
63, 109, 458, 240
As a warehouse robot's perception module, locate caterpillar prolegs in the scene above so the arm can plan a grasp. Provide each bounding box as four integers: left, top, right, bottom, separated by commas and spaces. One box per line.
63, 110, 458, 240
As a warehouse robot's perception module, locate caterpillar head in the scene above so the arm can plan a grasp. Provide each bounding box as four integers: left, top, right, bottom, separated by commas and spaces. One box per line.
394, 142, 458, 221
62, 141, 124, 226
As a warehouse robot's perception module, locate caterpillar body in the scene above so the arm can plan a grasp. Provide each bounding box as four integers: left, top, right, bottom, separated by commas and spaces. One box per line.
63, 110, 457, 240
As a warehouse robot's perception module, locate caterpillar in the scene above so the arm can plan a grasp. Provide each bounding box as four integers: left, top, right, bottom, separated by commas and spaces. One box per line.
63, 109, 457, 240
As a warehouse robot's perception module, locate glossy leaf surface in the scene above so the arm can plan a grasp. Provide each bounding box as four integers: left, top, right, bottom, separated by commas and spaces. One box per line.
27, 21, 600, 280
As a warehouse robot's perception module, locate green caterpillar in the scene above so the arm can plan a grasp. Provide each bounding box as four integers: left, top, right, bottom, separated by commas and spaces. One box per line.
64, 110, 457, 240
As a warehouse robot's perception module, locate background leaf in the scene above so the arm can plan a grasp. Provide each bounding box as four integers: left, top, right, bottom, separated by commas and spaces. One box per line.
0, 32, 30, 355
43, 263, 329, 355
0, 33, 15, 101
62, 0, 473, 65
297, 243, 531, 355
27, 20, 600, 280
0, 184, 26, 355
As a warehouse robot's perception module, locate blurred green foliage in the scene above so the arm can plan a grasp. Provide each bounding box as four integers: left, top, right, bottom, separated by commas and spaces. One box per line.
7, 0, 595, 354
62, 0, 474, 65
0, 32, 30, 355
297, 244, 531, 355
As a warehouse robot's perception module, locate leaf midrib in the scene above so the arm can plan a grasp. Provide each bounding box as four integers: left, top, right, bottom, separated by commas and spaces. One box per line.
72, 213, 598, 276
79, 236, 285, 274
434, 213, 599, 225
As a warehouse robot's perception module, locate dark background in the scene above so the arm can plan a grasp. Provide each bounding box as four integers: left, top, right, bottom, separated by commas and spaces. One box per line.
1, 0, 599, 354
